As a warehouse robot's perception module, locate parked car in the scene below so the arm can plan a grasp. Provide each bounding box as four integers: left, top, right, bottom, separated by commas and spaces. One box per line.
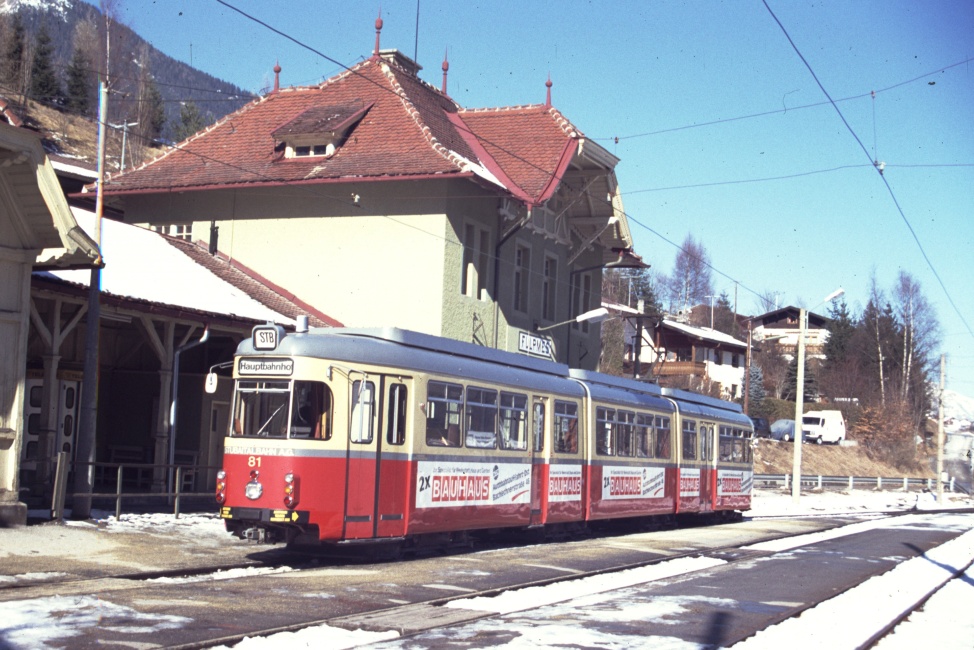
802, 410, 846, 444
750, 416, 772, 439
769, 419, 796, 442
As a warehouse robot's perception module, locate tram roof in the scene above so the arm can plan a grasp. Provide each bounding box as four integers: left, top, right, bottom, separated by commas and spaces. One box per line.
569, 369, 673, 413
661, 387, 751, 426
236, 326, 584, 395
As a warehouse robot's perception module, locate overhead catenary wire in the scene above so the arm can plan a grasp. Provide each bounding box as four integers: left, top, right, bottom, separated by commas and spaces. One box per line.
598, 55, 974, 143
762, 0, 974, 342
25, 1, 968, 320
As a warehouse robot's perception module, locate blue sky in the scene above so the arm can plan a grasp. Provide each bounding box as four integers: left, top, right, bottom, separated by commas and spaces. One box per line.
108, 0, 974, 394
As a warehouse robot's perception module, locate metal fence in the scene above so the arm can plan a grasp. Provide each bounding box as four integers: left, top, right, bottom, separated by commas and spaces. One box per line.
754, 473, 965, 494
51, 452, 219, 521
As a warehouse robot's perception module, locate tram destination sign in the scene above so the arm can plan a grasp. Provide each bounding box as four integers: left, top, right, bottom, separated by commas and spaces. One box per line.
238, 358, 294, 376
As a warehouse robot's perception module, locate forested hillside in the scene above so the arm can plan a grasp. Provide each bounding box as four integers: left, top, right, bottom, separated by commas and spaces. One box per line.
0, 0, 253, 164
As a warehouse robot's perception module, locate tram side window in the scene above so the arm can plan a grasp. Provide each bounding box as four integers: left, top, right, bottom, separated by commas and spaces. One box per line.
386, 384, 408, 446
350, 380, 375, 444
617, 410, 635, 457
290, 380, 332, 440
635, 413, 654, 458
233, 380, 290, 438
532, 400, 545, 452
719, 426, 733, 462
682, 420, 697, 460
596, 407, 616, 456
655, 416, 672, 459
734, 427, 752, 463
554, 401, 579, 453
499, 392, 528, 451
466, 386, 498, 448
426, 381, 463, 447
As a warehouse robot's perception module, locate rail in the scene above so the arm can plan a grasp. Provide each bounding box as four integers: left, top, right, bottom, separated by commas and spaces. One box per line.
50, 452, 220, 521
754, 473, 965, 494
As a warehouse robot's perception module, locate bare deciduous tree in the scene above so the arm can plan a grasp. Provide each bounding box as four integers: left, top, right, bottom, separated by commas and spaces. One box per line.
664, 234, 714, 312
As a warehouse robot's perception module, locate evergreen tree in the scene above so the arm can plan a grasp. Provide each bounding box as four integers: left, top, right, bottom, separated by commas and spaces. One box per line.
29, 22, 63, 105
783, 356, 816, 402
747, 364, 767, 414
822, 299, 856, 368
173, 100, 206, 142
712, 291, 739, 337
4, 15, 27, 96
65, 47, 92, 115
142, 78, 166, 142
621, 267, 663, 318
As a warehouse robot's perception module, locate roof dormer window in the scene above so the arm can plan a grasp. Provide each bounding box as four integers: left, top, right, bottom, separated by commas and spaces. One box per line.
293, 143, 336, 158
273, 101, 373, 160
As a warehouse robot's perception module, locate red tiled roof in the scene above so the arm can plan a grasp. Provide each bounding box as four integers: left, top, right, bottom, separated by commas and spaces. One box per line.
100, 54, 588, 206
456, 105, 580, 203
165, 237, 342, 328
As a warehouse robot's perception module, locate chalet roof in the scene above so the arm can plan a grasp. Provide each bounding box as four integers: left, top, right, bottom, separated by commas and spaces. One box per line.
36, 208, 340, 329
752, 306, 830, 330
656, 319, 747, 350
97, 53, 606, 209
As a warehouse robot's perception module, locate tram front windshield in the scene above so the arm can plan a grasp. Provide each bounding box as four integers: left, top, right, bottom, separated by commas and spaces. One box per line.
231, 379, 331, 439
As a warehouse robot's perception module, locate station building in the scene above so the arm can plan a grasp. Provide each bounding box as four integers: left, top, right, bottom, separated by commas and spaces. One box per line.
97, 21, 640, 370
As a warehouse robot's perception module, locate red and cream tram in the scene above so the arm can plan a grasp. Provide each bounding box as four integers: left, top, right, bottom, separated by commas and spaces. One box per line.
213, 324, 753, 546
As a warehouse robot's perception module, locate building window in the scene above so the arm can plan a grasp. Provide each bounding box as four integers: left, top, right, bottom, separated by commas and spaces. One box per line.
152, 224, 192, 241
573, 272, 593, 332
514, 244, 530, 312
461, 225, 491, 300
542, 257, 557, 321
292, 143, 334, 157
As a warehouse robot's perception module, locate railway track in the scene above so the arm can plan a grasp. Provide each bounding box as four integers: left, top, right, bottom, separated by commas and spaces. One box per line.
3, 509, 971, 649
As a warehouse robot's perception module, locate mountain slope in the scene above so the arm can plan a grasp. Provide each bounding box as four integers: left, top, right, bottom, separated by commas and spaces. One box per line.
1, 0, 253, 145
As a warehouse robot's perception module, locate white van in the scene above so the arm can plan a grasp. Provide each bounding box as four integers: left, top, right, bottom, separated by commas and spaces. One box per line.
802, 410, 846, 445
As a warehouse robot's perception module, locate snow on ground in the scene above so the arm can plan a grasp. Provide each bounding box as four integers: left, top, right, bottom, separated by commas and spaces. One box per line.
3, 490, 973, 649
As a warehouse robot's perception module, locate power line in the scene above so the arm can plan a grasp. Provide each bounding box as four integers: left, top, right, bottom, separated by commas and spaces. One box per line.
598, 55, 974, 143
762, 0, 974, 343
622, 163, 974, 195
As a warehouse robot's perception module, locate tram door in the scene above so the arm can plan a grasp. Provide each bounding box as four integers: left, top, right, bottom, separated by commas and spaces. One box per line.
529, 396, 546, 526
343, 376, 411, 539
700, 422, 717, 512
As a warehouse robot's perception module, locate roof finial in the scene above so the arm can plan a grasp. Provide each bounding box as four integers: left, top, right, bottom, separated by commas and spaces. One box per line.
441, 48, 449, 95
373, 9, 383, 58
545, 74, 552, 107
273, 61, 281, 93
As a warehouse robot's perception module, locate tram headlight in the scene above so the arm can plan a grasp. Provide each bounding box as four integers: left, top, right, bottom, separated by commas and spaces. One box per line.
215, 469, 227, 504
283, 472, 299, 509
